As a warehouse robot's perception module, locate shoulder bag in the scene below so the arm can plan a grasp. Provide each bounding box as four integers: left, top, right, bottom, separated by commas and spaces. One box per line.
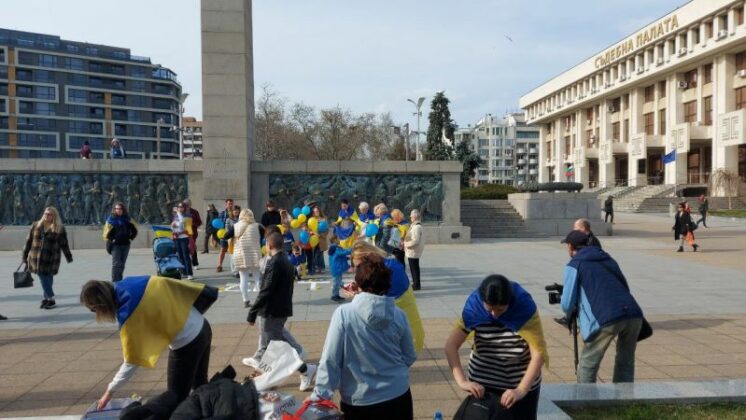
14, 262, 34, 288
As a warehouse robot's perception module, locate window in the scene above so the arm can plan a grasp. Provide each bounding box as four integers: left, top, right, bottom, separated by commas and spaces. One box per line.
86, 47, 98, 55
18, 101, 34, 114
89, 62, 103, 73
659, 109, 666, 135
68, 89, 88, 103
611, 97, 621, 111
89, 107, 104, 118
89, 77, 103, 86
516, 131, 539, 138
0, 48, 4, 63
703, 64, 713, 84
16, 85, 33, 97
612, 122, 620, 141
659, 81, 666, 99
18, 133, 56, 148
585, 108, 593, 122
644, 85, 655, 102
706, 21, 714, 39
586, 129, 594, 146
704, 96, 712, 125
111, 94, 126, 105
89, 91, 104, 103
90, 122, 103, 133
67, 105, 87, 118
17, 51, 35, 65
684, 69, 697, 88
738, 8, 744, 26
112, 109, 127, 120
623, 94, 630, 110
16, 69, 32, 81
64, 57, 84, 70
66, 44, 79, 53
736, 51, 746, 72
623, 119, 629, 142
69, 73, 87, 85
0, 98, 5, 113
33, 70, 53, 82
684, 101, 697, 123
130, 80, 146, 92
35, 102, 55, 116
644, 112, 654, 135
38, 54, 57, 68
479, 139, 489, 147
35, 86, 55, 100
114, 124, 127, 136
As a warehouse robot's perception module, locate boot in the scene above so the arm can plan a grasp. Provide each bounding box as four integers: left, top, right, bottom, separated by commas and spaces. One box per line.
677, 246, 684, 252
693, 244, 698, 252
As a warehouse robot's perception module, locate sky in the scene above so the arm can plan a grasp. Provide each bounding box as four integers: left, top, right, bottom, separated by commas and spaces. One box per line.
1, 0, 687, 128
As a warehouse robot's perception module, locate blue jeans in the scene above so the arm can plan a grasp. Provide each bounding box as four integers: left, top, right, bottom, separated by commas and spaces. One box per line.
314, 250, 326, 272
175, 237, 193, 276
38, 274, 54, 299
111, 244, 130, 282
304, 249, 315, 275
578, 317, 642, 383
331, 275, 342, 299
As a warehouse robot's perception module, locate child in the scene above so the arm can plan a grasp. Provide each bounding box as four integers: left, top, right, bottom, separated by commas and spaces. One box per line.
288, 244, 307, 280
280, 210, 295, 254
327, 236, 351, 303
299, 223, 317, 276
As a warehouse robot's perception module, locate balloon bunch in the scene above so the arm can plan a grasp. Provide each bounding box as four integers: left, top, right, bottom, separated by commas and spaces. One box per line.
212, 218, 227, 239
288, 205, 329, 245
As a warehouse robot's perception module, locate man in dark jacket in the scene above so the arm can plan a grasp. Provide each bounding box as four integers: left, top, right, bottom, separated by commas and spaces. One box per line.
574, 218, 602, 249
244, 233, 317, 391
559, 230, 643, 383
260, 200, 282, 229
183, 199, 202, 268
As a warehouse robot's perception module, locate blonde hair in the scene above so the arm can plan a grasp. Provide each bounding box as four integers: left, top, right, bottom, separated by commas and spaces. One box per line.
351, 241, 387, 264
37, 207, 64, 234
80, 280, 117, 323
374, 203, 388, 215
239, 208, 255, 224
391, 209, 404, 223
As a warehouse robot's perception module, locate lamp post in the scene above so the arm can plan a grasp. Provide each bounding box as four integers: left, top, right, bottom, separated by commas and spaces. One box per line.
407, 97, 426, 160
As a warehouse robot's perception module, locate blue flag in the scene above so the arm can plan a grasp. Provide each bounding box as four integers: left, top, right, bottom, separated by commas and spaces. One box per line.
662, 150, 676, 164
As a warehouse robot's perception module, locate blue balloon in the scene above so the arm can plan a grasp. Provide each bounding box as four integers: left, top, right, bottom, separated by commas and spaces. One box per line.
302, 205, 311, 216
261, 238, 266, 246
292, 207, 302, 218
211, 218, 224, 230
318, 220, 329, 233
299, 231, 310, 245
365, 223, 379, 238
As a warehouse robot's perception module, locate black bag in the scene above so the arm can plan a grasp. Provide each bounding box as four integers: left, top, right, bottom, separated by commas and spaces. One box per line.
105, 240, 113, 255
14, 263, 34, 288
638, 317, 653, 342
688, 221, 698, 232
193, 285, 219, 314
454, 392, 514, 420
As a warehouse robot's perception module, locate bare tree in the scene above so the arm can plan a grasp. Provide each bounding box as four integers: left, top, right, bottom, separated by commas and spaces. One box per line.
255, 84, 288, 160
712, 168, 740, 209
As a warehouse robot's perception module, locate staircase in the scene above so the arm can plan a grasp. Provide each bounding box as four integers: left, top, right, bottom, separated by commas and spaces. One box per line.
597, 185, 640, 199
461, 200, 540, 238
614, 185, 677, 212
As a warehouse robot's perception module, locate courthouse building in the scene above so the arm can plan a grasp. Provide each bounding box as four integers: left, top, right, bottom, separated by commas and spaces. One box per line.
520, 0, 746, 193
0, 29, 182, 158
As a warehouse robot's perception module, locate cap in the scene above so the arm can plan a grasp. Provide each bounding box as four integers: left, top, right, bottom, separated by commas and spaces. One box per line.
561, 230, 589, 247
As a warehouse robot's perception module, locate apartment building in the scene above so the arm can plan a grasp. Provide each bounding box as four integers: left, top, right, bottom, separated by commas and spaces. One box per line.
520, 0, 746, 192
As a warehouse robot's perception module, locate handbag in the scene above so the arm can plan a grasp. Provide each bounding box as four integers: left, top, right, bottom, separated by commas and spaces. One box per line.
14, 262, 34, 288
454, 392, 514, 420
282, 399, 342, 420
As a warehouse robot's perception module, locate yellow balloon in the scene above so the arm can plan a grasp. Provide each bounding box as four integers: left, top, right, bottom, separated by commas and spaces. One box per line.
261, 245, 267, 256
277, 224, 286, 234
217, 228, 226, 239
290, 219, 301, 229
308, 217, 318, 232
309, 235, 319, 248
297, 214, 307, 223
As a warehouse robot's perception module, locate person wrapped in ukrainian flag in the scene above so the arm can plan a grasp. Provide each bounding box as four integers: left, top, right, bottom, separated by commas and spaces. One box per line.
444, 275, 547, 417
80, 275, 214, 411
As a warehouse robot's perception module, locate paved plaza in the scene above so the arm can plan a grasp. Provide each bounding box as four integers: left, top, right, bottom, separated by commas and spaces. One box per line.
1, 213, 745, 418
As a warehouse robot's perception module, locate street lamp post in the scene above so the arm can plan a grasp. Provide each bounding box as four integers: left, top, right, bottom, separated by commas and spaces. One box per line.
407, 97, 426, 161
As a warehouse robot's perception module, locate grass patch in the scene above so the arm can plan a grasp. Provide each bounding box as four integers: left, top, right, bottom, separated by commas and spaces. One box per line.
709, 209, 746, 218
461, 184, 518, 200
563, 402, 746, 420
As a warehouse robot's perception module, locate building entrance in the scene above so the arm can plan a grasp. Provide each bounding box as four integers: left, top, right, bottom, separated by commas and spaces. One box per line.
614, 155, 628, 186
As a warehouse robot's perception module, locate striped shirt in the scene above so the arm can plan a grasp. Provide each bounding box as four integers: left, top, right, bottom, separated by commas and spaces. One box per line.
464, 322, 541, 391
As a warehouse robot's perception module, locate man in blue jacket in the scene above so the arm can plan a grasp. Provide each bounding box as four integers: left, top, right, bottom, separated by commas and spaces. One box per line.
560, 230, 643, 383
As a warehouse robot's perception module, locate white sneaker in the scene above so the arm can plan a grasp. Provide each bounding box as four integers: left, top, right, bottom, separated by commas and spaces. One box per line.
186, 275, 194, 280
242, 356, 261, 369
298, 349, 308, 361
299, 363, 317, 391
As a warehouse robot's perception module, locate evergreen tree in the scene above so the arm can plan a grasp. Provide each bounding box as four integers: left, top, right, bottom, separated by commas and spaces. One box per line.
454, 139, 482, 186
425, 92, 455, 160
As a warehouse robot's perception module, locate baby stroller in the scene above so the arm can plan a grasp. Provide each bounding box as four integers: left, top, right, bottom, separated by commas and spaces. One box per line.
152, 226, 184, 279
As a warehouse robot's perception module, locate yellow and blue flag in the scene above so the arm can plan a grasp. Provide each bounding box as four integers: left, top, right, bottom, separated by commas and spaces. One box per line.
115, 275, 204, 368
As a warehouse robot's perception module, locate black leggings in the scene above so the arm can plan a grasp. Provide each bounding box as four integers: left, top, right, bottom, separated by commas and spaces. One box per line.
340, 389, 413, 420
408, 258, 421, 290
167, 320, 212, 402
485, 386, 540, 420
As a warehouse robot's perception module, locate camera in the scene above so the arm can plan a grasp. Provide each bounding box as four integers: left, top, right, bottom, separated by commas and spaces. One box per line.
545, 283, 564, 305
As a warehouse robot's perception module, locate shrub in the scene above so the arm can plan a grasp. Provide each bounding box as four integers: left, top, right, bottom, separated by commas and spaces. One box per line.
461, 183, 519, 200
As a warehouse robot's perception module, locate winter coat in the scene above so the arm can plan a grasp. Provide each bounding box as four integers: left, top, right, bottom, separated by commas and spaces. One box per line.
229, 221, 261, 270
170, 366, 259, 420
260, 210, 282, 228
205, 209, 219, 235
673, 211, 693, 240
22, 222, 73, 276
604, 197, 614, 213
698, 199, 709, 214
103, 215, 138, 246
247, 251, 295, 323
587, 231, 602, 249
317, 229, 330, 252
328, 244, 351, 278
403, 222, 424, 259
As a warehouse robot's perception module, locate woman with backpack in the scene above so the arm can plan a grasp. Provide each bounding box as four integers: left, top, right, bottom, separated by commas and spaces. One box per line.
103, 202, 138, 282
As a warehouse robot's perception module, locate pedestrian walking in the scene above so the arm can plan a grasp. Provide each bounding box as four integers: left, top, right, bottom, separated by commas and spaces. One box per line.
103, 202, 138, 282
604, 196, 614, 224
696, 194, 709, 228
80, 276, 213, 409
22, 207, 73, 309
182, 199, 202, 268
171, 203, 194, 279
242, 233, 317, 391
309, 255, 416, 419
402, 209, 424, 290
202, 203, 219, 254
224, 209, 262, 308
216, 198, 234, 273
673, 203, 698, 252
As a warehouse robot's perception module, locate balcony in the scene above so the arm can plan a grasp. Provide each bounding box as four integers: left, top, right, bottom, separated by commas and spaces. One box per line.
529, 148, 537, 153
529, 159, 537, 164
518, 169, 526, 175
517, 148, 526, 154
518, 159, 526, 165
529, 169, 537, 175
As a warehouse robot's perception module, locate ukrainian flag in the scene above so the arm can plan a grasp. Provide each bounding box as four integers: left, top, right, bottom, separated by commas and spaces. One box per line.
460, 281, 549, 367
334, 223, 357, 249
151, 225, 173, 239
115, 275, 204, 368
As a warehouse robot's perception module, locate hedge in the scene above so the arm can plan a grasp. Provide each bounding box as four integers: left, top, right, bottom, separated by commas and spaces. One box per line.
461, 184, 519, 200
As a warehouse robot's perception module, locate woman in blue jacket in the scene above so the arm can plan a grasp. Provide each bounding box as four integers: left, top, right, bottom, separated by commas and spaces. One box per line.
310, 255, 416, 419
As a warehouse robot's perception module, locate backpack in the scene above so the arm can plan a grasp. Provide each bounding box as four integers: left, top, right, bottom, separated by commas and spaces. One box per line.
453, 392, 514, 420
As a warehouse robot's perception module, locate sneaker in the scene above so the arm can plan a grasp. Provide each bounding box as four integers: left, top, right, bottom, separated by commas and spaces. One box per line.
186, 275, 194, 280
40, 299, 48, 309
0, 314, 7, 321
216, 266, 223, 273
298, 349, 308, 361
299, 363, 317, 391
232, 272, 240, 279
693, 244, 699, 252
331, 296, 345, 303
44, 299, 56, 309
243, 300, 251, 308
242, 356, 261, 369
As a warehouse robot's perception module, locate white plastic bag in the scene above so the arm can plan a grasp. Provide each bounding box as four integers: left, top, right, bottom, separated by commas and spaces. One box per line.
82, 397, 139, 419
253, 340, 304, 391
387, 227, 401, 249
258, 391, 298, 420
